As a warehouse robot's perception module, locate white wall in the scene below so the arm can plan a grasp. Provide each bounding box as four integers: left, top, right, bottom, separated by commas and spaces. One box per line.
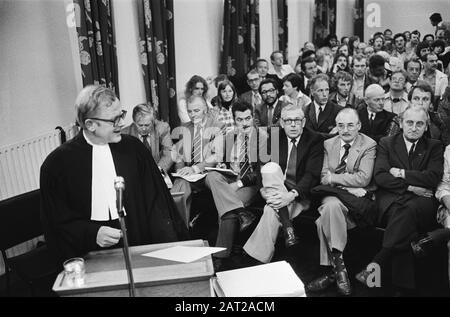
287, 0, 314, 67
112, 0, 147, 127
173, 0, 224, 100
364, 0, 450, 40
0, 0, 79, 147
336, 0, 355, 41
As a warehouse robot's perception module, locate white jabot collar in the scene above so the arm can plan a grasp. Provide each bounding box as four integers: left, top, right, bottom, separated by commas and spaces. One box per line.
83, 131, 122, 221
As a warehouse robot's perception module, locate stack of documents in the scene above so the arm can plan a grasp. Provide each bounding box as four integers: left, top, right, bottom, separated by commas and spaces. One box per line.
214, 261, 305, 297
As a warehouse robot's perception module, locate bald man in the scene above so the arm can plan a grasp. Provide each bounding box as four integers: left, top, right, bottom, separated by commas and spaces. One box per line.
306, 108, 377, 296
358, 84, 396, 143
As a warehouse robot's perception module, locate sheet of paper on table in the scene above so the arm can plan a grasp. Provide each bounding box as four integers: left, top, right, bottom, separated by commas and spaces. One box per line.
142, 246, 226, 263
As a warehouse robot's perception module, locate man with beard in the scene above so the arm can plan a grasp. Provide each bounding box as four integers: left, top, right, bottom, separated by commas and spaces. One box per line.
356, 106, 443, 296
391, 33, 408, 65
255, 78, 283, 127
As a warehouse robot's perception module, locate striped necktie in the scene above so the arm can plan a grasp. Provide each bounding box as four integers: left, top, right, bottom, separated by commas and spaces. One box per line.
239, 134, 250, 178
192, 126, 202, 164
335, 143, 351, 174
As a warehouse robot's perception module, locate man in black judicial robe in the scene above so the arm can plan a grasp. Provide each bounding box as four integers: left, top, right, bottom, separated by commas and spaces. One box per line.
40, 86, 189, 264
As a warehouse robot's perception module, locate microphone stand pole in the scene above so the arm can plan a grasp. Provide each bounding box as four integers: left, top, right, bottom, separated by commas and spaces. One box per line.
118, 208, 136, 297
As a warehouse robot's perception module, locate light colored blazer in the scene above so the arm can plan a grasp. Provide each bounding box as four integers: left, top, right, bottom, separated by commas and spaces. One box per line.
436, 145, 450, 202
172, 113, 224, 172
122, 120, 174, 171
419, 69, 449, 98
321, 133, 377, 189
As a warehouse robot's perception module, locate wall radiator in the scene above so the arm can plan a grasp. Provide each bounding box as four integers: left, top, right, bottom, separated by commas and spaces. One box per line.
0, 124, 78, 275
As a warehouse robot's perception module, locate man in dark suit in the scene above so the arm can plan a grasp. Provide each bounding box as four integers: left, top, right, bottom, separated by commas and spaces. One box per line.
122, 103, 174, 172
304, 73, 343, 138
356, 106, 444, 295
254, 78, 283, 127
297, 57, 319, 97
358, 84, 396, 143
243, 104, 324, 263
206, 101, 268, 265
239, 69, 263, 112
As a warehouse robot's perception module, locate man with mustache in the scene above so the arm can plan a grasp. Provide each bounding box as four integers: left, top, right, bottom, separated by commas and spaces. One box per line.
255, 78, 283, 127
356, 106, 443, 296
206, 101, 268, 269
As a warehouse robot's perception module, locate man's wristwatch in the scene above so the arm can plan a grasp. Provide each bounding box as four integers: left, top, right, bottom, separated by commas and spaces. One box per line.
237, 180, 244, 188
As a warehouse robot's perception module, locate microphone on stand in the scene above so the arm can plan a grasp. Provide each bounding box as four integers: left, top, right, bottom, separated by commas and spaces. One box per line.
114, 176, 136, 297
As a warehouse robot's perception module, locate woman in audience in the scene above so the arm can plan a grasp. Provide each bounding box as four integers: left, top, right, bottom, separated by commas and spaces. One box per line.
178, 75, 212, 123
278, 73, 311, 111
211, 79, 238, 132
316, 46, 334, 74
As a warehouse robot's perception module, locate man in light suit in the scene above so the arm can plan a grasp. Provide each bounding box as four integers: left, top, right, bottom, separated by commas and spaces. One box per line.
240, 69, 263, 112
356, 106, 443, 295
122, 103, 173, 172
243, 104, 324, 264
306, 108, 377, 296
170, 95, 224, 227
206, 101, 268, 265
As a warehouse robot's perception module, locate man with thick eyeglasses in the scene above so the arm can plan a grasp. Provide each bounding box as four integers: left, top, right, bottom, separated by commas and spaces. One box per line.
254, 78, 282, 127
306, 108, 377, 296
243, 104, 324, 264
40, 85, 189, 264
383, 70, 408, 115
356, 106, 443, 296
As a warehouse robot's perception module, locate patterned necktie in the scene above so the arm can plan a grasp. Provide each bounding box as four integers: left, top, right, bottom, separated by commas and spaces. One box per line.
286, 138, 297, 183
253, 92, 261, 109
408, 142, 416, 169
192, 126, 202, 164
335, 143, 351, 174
141, 134, 151, 151
239, 134, 250, 178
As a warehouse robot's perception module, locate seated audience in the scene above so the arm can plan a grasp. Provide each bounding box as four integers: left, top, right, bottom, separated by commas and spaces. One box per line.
356, 106, 443, 296
278, 73, 311, 111
383, 70, 409, 115
122, 103, 173, 172
307, 108, 377, 296
178, 75, 212, 124
211, 80, 239, 133
329, 71, 354, 108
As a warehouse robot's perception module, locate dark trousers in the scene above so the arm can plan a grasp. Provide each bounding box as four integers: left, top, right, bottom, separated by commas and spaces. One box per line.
375, 195, 439, 289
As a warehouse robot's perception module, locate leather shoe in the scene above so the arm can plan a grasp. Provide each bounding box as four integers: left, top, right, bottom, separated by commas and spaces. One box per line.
335, 269, 352, 296
238, 210, 257, 232
283, 226, 299, 247
355, 268, 371, 287
305, 272, 335, 292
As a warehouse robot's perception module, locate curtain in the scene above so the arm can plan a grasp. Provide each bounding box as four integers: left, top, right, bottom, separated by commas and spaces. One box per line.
353, 0, 364, 41
137, 0, 178, 128
312, 0, 337, 47
277, 0, 288, 60
74, 0, 120, 95
220, 0, 260, 95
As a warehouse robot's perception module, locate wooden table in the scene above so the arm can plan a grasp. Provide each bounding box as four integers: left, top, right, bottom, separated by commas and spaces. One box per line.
52, 239, 214, 297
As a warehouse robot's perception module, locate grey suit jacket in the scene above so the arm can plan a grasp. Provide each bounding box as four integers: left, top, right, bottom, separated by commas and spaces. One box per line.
172, 113, 224, 172
122, 120, 174, 171
322, 133, 377, 190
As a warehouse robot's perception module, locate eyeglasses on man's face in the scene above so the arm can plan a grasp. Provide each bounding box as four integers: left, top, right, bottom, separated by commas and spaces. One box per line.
261, 88, 277, 96
88, 110, 127, 127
